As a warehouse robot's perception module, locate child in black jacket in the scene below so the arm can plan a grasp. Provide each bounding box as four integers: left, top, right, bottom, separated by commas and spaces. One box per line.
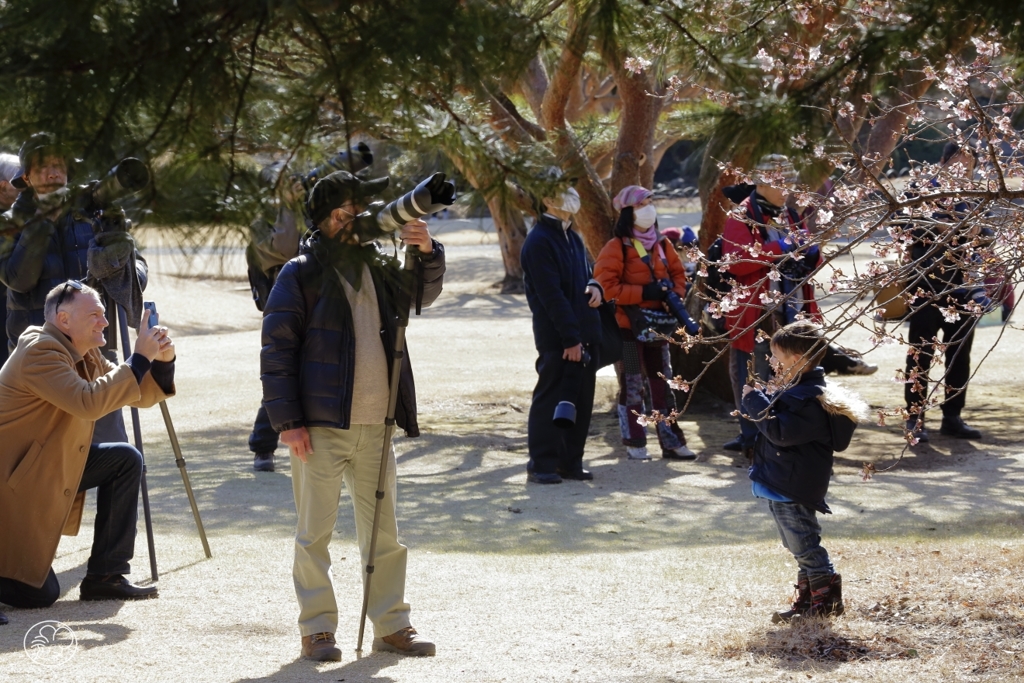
741, 321, 866, 623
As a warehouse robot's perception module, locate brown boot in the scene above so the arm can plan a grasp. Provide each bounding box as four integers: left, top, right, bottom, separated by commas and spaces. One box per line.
372, 626, 436, 656
301, 632, 341, 661
798, 573, 844, 619
772, 573, 810, 623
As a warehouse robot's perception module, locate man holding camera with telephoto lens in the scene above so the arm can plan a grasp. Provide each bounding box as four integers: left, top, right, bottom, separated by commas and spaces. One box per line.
261, 170, 444, 661
0, 133, 148, 445
246, 144, 374, 473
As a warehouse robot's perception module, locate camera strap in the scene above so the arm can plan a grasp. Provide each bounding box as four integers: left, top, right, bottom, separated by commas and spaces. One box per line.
629, 237, 667, 286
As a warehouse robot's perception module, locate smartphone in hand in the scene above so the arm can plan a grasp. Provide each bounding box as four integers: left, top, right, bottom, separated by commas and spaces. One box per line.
143, 301, 158, 329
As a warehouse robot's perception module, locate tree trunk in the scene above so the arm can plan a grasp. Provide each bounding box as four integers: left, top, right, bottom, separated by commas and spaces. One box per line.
487, 193, 527, 293
697, 140, 755, 252
603, 56, 663, 197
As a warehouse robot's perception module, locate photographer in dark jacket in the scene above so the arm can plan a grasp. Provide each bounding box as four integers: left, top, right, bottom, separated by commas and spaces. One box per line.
0, 153, 23, 368
521, 182, 603, 484
0, 134, 148, 443
260, 170, 443, 661
903, 142, 986, 442
245, 161, 304, 472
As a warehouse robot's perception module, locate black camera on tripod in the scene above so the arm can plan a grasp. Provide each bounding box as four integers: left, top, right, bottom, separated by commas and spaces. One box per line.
76, 157, 151, 233
658, 280, 700, 335
301, 142, 374, 194
88, 157, 151, 209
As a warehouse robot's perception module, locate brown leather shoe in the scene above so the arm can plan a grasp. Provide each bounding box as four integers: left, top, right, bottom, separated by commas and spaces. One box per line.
372, 626, 436, 656
301, 632, 341, 661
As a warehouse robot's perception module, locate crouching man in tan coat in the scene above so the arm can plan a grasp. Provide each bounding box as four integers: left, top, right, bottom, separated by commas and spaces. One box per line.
0, 280, 175, 618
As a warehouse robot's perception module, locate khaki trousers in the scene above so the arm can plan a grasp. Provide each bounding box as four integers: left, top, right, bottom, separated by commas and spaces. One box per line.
292, 424, 411, 638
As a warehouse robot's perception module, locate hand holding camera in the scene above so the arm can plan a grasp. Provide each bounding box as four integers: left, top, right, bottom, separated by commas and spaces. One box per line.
399, 220, 433, 254
641, 281, 669, 301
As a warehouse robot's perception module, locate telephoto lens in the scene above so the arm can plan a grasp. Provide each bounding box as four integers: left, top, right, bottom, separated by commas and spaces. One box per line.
662, 285, 700, 335
351, 172, 457, 244
90, 158, 151, 208
552, 349, 591, 428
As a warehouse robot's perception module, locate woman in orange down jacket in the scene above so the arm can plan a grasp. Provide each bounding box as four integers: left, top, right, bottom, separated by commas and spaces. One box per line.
594, 185, 696, 462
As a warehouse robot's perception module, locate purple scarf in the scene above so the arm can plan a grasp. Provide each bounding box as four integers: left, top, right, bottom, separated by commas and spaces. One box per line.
632, 225, 663, 260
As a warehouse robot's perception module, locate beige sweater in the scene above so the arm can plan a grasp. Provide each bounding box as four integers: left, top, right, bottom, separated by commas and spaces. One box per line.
338, 264, 390, 424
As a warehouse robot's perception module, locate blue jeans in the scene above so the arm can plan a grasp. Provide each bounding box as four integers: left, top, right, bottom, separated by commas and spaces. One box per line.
767, 500, 834, 578
0, 442, 142, 608
730, 342, 771, 446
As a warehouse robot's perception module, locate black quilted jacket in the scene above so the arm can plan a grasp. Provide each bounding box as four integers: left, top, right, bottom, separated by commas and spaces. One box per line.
0, 190, 147, 351
260, 232, 445, 437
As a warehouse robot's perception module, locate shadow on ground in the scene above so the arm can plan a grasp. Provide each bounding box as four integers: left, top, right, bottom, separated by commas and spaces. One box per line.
132, 401, 1024, 560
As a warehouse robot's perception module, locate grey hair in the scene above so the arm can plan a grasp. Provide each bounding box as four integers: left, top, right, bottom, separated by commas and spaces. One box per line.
43, 281, 102, 323
0, 153, 20, 183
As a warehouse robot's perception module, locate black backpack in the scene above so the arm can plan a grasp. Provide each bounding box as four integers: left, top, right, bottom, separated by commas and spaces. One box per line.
245, 243, 280, 313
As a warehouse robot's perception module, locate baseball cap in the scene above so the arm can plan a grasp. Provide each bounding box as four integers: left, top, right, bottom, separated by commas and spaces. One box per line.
753, 154, 798, 186
12, 132, 65, 190
306, 170, 389, 227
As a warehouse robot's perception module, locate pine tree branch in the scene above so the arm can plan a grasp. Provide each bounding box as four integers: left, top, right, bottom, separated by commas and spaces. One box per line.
224, 9, 268, 197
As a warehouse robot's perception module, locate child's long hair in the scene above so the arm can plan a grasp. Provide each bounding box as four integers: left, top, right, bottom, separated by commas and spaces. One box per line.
771, 320, 828, 367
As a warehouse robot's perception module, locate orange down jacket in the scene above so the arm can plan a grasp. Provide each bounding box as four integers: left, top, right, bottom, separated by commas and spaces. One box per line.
594, 235, 689, 330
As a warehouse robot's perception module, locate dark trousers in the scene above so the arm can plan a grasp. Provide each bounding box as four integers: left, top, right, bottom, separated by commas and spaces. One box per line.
527, 350, 597, 474
616, 334, 686, 449
822, 344, 856, 374
905, 303, 976, 418
248, 403, 280, 455
0, 442, 143, 609
730, 342, 771, 447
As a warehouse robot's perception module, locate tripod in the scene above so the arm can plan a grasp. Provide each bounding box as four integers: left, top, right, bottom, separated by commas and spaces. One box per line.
108, 297, 212, 581
355, 248, 417, 652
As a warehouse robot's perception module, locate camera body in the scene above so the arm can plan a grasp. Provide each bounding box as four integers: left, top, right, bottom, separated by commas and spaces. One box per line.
301, 143, 374, 194
659, 280, 700, 335
351, 172, 457, 244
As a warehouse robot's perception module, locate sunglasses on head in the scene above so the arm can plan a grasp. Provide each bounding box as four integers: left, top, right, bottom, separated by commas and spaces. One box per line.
55, 280, 84, 310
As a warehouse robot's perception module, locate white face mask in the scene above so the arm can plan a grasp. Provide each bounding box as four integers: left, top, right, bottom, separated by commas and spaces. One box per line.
558, 188, 581, 215
633, 204, 657, 229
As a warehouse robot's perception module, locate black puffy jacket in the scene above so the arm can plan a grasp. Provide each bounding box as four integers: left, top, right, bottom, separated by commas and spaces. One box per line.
0, 191, 147, 349
260, 232, 445, 437
742, 368, 859, 513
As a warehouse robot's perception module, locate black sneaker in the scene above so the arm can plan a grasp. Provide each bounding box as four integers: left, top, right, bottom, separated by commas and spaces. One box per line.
526, 471, 563, 484
556, 468, 594, 481
253, 452, 275, 472
940, 415, 982, 439
80, 575, 158, 601
905, 417, 929, 443
0, 610, 8, 625
722, 435, 744, 452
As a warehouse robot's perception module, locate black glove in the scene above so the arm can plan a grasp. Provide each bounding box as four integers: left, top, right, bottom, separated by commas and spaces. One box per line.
641, 281, 668, 301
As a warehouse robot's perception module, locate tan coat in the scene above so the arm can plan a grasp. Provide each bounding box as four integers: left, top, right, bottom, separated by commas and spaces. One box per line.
0, 323, 173, 588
